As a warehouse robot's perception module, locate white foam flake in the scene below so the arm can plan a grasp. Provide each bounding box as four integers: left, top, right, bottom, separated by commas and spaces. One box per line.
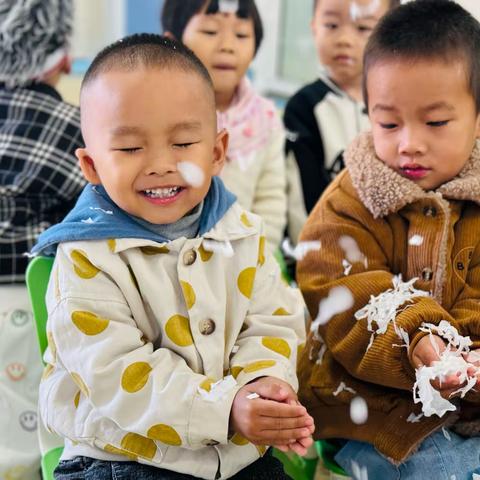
409, 235, 424, 246
351, 459, 369, 480
219, 0, 239, 13
198, 375, 237, 402
282, 238, 321, 261
236, 152, 255, 171
350, 396, 368, 424
355, 275, 429, 347
90, 207, 113, 215
472, 474, 480, 479
177, 161, 205, 187
81, 217, 95, 224
339, 235, 367, 265
350, 0, 380, 22
342, 259, 352, 276
246, 392, 260, 400
202, 239, 234, 257
231, 345, 239, 354
311, 286, 354, 335
316, 343, 327, 365
333, 381, 357, 396
406, 412, 423, 423
442, 427, 451, 441
393, 323, 410, 350
413, 321, 478, 417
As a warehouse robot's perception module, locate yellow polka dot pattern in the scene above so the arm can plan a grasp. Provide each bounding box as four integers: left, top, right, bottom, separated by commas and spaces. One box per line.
121, 362, 152, 393
262, 337, 291, 359
71, 250, 100, 279
256, 445, 267, 456
241, 212, 253, 228
230, 366, 243, 379
244, 360, 276, 373
237, 267, 256, 299
231, 433, 249, 446
273, 307, 290, 316
71, 311, 109, 336
120, 433, 157, 460
147, 424, 182, 446
258, 236, 266, 266
107, 239, 116, 252
165, 315, 194, 347
104, 444, 137, 460
140, 245, 170, 255
70, 372, 90, 397
199, 378, 214, 392
74, 391, 81, 408
180, 281, 196, 310
198, 243, 214, 262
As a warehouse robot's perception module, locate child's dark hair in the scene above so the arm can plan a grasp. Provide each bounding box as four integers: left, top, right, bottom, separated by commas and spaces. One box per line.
363, 0, 480, 112
161, 0, 263, 54
313, 0, 401, 13
81, 33, 214, 93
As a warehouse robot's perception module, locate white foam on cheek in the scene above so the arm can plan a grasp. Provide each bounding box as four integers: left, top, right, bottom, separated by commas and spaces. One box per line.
177, 161, 205, 187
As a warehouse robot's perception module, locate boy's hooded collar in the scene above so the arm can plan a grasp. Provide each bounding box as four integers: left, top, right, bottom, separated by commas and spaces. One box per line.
32, 176, 239, 256
344, 132, 480, 218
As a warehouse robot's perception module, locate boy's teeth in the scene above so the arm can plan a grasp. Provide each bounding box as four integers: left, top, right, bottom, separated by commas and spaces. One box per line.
144, 187, 180, 198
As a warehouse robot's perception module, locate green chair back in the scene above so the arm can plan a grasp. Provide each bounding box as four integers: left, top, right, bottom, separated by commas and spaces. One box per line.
26, 256, 54, 358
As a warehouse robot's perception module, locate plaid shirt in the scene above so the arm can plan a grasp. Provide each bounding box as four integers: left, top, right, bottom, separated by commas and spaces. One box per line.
0, 82, 85, 284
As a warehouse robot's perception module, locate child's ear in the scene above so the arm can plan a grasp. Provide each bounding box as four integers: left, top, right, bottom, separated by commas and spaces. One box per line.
212, 129, 229, 176
475, 113, 480, 138
76, 148, 101, 184
163, 30, 176, 40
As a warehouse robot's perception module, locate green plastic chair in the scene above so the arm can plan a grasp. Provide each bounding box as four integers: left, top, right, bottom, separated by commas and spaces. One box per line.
26, 256, 63, 480
317, 440, 350, 478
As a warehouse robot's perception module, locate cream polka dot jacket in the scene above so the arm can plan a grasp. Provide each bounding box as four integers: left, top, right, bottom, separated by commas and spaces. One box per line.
39, 202, 305, 479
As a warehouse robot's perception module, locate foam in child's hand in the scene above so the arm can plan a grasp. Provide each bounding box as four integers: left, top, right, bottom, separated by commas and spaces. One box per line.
177, 161, 205, 187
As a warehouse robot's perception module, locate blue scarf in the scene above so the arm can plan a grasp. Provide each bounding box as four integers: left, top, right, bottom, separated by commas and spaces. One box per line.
32, 176, 236, 256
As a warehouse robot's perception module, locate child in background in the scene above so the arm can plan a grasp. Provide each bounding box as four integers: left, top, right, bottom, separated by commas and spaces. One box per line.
0, 1, 84, 478
161, 0, 287, 253
284, 0, 399, 243
297, 1, 480, 479
32, 34, 312, 480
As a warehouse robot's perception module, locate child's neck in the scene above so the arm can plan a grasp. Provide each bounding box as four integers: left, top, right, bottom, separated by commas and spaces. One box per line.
216, 90, 236, 112
331, 76, 363, 103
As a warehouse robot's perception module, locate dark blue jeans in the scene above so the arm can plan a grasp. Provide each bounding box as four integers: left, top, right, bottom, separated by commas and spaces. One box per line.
54, 450, 291, 480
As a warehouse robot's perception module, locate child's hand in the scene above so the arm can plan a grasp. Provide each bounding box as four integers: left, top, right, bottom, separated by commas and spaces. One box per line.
230, 377, 314, 448
411, 334, 465, 398
465, 349, 480, 385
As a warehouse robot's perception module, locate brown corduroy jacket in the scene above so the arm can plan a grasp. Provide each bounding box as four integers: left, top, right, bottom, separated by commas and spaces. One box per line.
297, 132, 480, 463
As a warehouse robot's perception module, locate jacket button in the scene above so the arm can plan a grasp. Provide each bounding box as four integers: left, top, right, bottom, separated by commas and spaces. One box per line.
457, 262, 465, 271
421, 267, 433, 281
423, 206, 437, 217
202, 439, 219, 446
183, 249, 197, 266
199, 318, 216, 335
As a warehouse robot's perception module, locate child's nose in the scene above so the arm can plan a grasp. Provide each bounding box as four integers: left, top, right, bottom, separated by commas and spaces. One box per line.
399, 129, 427, 156
144, 156, 177, 176
219, 31, 235, 53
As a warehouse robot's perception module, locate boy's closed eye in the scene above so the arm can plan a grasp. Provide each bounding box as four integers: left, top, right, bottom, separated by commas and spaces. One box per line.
324, 22, 338, 30
200, 29, 218, 36
427, 120, 450, 127
115, 147, 143, 153
173, 142, 199, 149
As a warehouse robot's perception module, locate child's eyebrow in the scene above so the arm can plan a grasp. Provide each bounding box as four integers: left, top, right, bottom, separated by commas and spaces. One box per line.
169, 121, 202, 133
422, 102, 455, 113
371, 104, 397, 113
110, 126, 143, 137
323, 11, 341, 17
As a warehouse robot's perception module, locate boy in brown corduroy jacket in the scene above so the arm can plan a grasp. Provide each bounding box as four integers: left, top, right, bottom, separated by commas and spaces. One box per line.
297, 1, 480, 478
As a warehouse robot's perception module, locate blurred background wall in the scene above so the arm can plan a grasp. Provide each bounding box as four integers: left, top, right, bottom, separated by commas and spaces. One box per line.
58, 0, 480, 106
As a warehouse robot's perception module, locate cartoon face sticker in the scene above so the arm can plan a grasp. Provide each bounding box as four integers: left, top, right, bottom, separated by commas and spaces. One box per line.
18, 411, 37, 432
10, 310, 30, 327
6, 363, 26, 381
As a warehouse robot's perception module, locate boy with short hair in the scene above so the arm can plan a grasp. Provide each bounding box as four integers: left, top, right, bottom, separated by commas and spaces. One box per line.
284, 0, 399, 243
33, 34, 312, 480
0, 1, 84, 477
297, 1, 480, 478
